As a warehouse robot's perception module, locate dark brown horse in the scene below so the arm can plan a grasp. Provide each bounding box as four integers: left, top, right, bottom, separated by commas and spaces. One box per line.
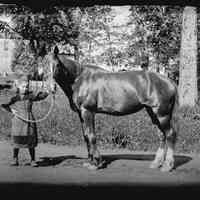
47, 46, 179, 172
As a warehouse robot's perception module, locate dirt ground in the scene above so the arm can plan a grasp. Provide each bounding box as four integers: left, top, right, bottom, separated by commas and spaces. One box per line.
0, 140, 200, 195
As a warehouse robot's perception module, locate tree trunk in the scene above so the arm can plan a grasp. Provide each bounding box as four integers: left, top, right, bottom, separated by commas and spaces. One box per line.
178, 7, 198, 107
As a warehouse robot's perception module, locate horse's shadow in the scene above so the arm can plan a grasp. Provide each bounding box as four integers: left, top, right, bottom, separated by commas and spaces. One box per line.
100, 154, 193, 170
35, 153, 192, 170
35, 155, 83, 167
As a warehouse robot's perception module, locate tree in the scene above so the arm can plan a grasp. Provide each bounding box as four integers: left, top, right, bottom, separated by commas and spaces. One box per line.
79, 6, 135, 71
78, 6, 114, 66
129, 6, 182, 69
0, 5, 83, 74
178, 7, 198, 107
12, 7, 80, 56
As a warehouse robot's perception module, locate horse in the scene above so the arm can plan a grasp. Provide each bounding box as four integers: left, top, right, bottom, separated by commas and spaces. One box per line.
46, 46, 179, 172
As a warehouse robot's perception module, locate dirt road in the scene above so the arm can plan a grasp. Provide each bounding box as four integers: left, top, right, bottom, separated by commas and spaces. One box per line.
0, 140, 199, 195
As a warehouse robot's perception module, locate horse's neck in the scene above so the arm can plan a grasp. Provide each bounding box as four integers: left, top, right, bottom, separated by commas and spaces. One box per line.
60, 82, 78, 111
54, 69, 77, 111
58, 55, 83, 80
55, 56, 85, 111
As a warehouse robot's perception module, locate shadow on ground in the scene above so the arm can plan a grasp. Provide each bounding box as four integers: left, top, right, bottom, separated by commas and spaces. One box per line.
36, 153, 192, 170
101, 154, 192, 169
36, 155, 84, 167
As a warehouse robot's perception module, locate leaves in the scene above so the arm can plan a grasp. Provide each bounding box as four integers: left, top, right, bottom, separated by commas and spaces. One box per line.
10, 6, 81, 56
129, 6, 182, 66
0, 5, 184, 73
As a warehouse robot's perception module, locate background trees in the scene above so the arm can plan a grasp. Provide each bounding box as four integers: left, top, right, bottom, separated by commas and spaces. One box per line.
0, 4, 199, 106
128, 6, 182, 71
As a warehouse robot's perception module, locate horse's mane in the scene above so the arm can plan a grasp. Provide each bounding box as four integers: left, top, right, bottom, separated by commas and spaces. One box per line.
83, 64, 108, 73
57, 54, 108, 74
57, 54, 82, 75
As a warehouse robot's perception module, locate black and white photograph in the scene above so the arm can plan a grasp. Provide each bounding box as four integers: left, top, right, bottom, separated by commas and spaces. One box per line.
0, 0, 199, 196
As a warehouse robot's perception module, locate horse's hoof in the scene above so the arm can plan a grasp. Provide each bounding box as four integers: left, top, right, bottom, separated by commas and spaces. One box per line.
149, 161, 162, 169
160, 162, 174, 172
83, 162, 98, 170
83, 162, 91, 168
87, 164, 98, 170
83, 163, 98, 170
30, 161, 38, 167
10, 159, 19, 166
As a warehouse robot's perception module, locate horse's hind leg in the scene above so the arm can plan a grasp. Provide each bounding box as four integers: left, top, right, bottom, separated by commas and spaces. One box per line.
159, 118, 176, 172
146, 107, 166, 169
80, 107, 102, 170
146, 106, 176, 172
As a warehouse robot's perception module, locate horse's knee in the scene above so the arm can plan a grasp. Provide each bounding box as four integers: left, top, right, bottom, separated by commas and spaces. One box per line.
158, 133, 166, 148
85, 131, 95, 144
166, 129, 176, 145
158, 115, 177, 146
84, 131, 96, 150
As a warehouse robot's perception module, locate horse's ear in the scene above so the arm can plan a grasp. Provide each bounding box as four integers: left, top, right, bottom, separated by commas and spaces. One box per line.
53, 46, 59, 57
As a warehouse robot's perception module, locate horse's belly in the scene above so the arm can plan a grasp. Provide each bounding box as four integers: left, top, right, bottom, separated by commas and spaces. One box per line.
97, 87, 143, 115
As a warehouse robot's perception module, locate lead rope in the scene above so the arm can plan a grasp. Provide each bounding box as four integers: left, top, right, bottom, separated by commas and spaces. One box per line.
11, 93, 55, 123
11, 69, 56, 123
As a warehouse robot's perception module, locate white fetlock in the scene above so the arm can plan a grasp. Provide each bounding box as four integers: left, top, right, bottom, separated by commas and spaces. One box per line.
160, 160, 174, 172
83, 162, 98, 170
149, 159, 163, 169
30, 161, 38, 167
160, 147, 175, 172
87, 164, 98, 170
83, 162, 91, 168
150, 147, 165, 169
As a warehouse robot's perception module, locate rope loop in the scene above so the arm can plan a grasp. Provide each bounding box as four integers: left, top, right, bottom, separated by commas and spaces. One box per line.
11, 92, 55, 123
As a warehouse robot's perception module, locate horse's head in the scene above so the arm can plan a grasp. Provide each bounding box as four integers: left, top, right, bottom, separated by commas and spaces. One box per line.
45, 46, 59, 74
34, 48, 59, 95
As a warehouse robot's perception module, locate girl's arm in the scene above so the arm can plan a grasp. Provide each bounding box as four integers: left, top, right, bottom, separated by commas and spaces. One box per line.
29, 91, 49, 102
1, 95, 21, 113
1, 104, 12, 113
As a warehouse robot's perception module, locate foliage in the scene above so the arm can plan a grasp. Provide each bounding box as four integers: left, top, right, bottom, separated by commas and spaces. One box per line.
10, 40, 37, 73
78, 6, 114, 66
0, 5, 183, 73
129, 6, 183, 67
78, 5, 183, 72
0, 5, 83, 72
0, 5, 81, 57
12, 7, 81, 55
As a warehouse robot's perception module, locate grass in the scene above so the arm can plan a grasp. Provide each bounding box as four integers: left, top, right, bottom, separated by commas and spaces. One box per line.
1, 88, 200, 154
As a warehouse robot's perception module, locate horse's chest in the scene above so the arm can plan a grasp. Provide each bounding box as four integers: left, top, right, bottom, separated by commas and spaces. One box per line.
72, 80, 97, 109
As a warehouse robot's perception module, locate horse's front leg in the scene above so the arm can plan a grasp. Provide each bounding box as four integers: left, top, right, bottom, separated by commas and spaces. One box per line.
80, 107, 102, 170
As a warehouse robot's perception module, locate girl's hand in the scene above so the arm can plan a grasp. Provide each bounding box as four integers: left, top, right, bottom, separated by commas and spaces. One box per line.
11, 109, 17, 115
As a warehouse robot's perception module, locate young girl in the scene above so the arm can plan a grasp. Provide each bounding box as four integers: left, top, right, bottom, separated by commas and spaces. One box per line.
2, 78, 49, 167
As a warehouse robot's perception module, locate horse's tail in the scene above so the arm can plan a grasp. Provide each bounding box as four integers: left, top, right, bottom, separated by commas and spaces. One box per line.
171, 85, 180, 139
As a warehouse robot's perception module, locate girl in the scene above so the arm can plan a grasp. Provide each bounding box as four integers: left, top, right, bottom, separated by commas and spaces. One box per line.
2, 78, 49, 167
